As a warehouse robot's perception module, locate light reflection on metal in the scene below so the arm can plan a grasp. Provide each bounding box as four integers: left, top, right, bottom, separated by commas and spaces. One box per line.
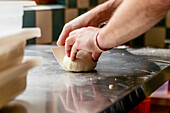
3, 45, 169, 113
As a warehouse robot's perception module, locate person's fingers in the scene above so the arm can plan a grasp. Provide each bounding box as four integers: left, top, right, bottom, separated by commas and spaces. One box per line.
57, 24, 72, 46
70, 43, 79, 61
66, 45, 72, 57
65, 36, 76, 57
66, 87, 73, 107
71, 86, 80, 102
69, 29, 77, 36
92, 85, 101, 96
80, 92, 87, 101
92, 52, 102, 61
58, 91, 67, 106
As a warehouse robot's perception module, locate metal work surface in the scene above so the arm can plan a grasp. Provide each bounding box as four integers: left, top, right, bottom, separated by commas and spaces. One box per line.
1, 45, 170, 113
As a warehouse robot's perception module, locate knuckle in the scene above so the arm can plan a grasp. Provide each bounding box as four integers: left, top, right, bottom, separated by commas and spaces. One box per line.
81, 27, 86, 30
64, 23, 72, 31
65, 38, 70, 44
76, 33, 80, 38
69, 31, 75, 36
76, 39, 80, 44
66, 48, 70, 54
75, 40, 80, 49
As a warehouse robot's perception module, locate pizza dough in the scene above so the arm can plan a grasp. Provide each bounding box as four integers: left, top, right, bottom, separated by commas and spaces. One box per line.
63, 50, 97, 72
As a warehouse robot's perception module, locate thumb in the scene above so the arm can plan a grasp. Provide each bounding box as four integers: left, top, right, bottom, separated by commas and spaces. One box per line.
92, 52, 102, 62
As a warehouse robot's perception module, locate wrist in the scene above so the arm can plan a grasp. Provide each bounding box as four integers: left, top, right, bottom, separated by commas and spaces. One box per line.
94, 30, 104, 52
96, 28, 118, 50
96, 30, 109, 51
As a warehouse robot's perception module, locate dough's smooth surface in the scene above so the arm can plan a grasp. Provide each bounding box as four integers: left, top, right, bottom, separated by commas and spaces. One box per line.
63, 50, 97, 72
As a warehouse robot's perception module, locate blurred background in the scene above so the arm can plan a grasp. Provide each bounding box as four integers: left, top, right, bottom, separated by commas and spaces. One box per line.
0, 0, 168, 113
23, 0, 170, 49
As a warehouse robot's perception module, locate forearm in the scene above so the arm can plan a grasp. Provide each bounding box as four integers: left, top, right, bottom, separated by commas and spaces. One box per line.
82, 0, 123, 27
98, 0, 170, 49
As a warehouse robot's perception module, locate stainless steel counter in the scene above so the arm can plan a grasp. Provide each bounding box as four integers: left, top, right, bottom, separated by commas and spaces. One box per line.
0, 45, 169, 113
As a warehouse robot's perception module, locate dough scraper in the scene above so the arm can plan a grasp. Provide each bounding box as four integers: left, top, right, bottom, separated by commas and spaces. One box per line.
51, 46, 67, 70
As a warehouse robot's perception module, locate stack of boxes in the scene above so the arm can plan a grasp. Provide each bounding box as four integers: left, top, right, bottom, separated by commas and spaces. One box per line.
0, 1, 42, 109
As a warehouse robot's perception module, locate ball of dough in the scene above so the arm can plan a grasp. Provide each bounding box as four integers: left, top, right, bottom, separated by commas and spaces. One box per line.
63, 50, 97, 72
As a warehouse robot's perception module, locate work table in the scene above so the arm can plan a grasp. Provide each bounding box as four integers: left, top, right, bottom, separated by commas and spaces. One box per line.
1, 45, 169, 113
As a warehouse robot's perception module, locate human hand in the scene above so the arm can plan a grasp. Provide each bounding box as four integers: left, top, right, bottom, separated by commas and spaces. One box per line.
59, 85, 112, 113
57, 0, 121, 47
57, 13, 97, 47
65, 27, 103, 61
